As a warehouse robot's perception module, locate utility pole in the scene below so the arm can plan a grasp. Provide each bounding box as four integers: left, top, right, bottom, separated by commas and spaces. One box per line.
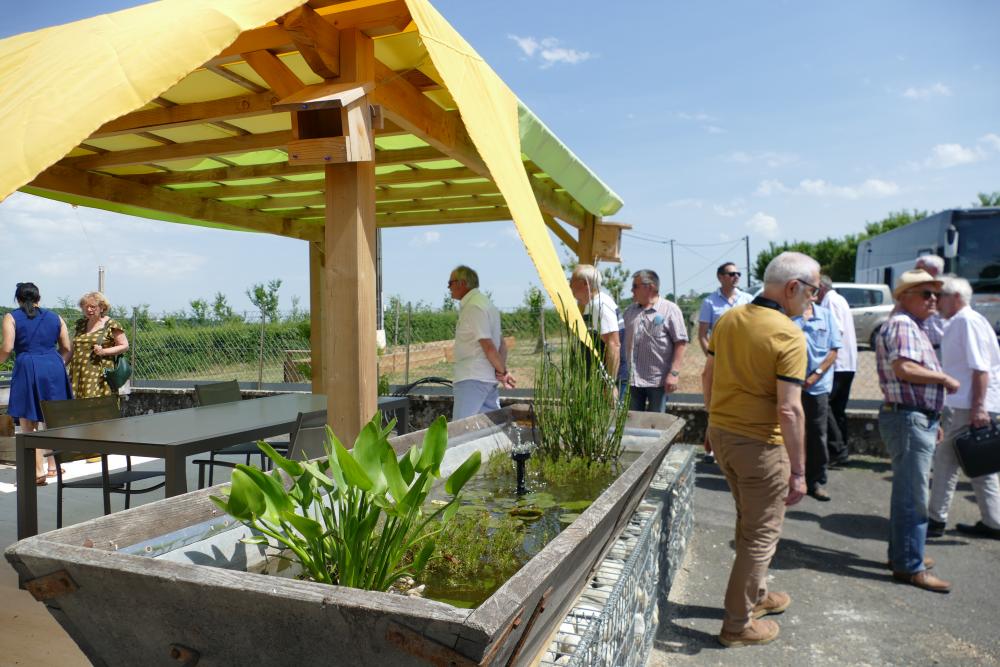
743, 236, 751, 289
98, 266, 105, 293
669, 239, 677, 299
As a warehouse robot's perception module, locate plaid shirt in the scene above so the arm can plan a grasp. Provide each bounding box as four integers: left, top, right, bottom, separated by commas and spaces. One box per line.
876, 308, 944, 411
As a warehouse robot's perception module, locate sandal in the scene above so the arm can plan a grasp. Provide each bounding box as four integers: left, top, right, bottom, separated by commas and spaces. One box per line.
35, 476, 48, 486
46, 468, 66, 478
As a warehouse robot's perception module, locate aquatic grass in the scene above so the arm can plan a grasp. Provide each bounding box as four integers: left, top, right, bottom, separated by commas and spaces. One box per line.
210, 413, 480, 592
533, 299, 629, 463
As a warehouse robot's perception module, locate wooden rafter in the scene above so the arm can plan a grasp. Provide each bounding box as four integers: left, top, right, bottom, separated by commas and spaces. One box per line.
377, 207, 511, 228
63, 131, 293, 170
277, 5, 341, 79
26, 165, 320, 242
205, 64, 268, 93
542, 212, 578, 254
92, 93, 277, 138
228, 181, 501, 210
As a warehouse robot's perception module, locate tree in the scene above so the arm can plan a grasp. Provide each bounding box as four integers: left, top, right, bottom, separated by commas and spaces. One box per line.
189, 298, 209, 323
246, 279, 282, 321
752, 208, 930, 282
974, 191, 1000, 207
212, 292, 236, 321
559, 243, 632, 305
441, 291, 456, 312
523, 285, 545, 352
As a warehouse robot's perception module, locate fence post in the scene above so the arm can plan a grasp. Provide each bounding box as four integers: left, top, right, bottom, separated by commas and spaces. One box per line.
130, 309, 138, 383
257, 311, 266, 390
404, 302, 412, 386
393, 303, 400, 347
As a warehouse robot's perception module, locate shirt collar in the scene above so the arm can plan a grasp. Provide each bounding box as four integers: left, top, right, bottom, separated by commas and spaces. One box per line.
459, 288, 480, 306
752, 295, 784, 313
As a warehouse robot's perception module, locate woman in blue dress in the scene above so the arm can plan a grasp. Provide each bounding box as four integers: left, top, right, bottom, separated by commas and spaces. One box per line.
0, 282, 73, 484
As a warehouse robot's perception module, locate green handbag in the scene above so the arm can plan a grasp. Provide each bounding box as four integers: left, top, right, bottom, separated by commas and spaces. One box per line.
103, 355, 132, 391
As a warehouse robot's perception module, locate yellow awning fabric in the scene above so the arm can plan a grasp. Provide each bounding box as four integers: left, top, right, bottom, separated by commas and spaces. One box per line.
0, 0, 306, 202
404, 0, 586, 333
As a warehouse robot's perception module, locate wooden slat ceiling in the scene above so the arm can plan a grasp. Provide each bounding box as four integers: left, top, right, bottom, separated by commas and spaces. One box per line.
25, 0, 587, 241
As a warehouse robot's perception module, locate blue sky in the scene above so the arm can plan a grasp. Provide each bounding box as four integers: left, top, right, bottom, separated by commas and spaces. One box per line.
2, 0, 998, 315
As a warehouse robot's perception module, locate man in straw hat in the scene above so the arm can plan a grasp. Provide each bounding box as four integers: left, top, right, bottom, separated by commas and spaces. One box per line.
875, 269, 959, 593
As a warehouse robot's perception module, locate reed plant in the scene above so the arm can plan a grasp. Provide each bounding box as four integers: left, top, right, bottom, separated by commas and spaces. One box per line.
211, 414, 480, 592
533, 300, 629, 463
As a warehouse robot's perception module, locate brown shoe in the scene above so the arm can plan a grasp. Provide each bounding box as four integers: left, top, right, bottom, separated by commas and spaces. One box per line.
885, 556, 935, 570
892, 570, 951, 593
719, 619, 780, 647
752, 591, 791, 619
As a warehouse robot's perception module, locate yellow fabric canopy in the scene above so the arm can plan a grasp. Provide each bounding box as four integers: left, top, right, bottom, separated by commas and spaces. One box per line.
404, 0, 585, 331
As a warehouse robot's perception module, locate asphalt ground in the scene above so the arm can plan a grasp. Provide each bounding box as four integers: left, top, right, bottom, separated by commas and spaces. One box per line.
648, 455, 1000, 667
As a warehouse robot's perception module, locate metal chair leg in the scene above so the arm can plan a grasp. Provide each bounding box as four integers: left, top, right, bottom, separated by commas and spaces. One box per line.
208, 451, 216, 487
101, 456, 112, 516
56, 467, 64, 529
198, 463, 206, 490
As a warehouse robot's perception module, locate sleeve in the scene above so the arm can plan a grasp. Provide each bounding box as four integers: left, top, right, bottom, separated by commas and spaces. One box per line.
888, 319, 922, 365
598, 302, 618, 336
698, 298, 713, 324
666, 303, 689, 342
964, 318, 991, 372
776, 332, 807, 384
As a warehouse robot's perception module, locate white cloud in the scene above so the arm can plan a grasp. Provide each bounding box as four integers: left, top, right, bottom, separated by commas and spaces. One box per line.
925, 143, 982, 168
902, 82, 952, 100
472, 240, 496, 249
503, 227, 521, 242
713, 198, 747, 217
508, 35, 592, 67
726, 151, 798, 167
978, 133, 1000, 152
756, 178, 899, 199
745, 212, 779, 240
676, 112, 724, 134
705, 125, 725, 134
409, 230, 441, 247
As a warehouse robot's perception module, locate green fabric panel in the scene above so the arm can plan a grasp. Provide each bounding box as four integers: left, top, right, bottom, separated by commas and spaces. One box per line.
517, 101, 623, 217
19, 187, 255, 235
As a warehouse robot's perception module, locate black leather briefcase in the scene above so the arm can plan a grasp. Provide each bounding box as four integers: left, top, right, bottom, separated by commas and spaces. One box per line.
955, 422, 1000, 478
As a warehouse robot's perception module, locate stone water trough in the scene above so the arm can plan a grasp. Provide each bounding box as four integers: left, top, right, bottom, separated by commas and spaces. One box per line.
5, 405, 683, 666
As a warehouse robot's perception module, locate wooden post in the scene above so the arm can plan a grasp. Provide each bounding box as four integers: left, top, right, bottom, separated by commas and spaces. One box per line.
577, 213, 597, 264
308, 240, 325, 393
321, 29, 377, 442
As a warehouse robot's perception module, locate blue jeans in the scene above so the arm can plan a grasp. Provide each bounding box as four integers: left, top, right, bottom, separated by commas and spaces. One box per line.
878, 407, 938, 574
629, 386, 667, 413
452, 380, 500, 420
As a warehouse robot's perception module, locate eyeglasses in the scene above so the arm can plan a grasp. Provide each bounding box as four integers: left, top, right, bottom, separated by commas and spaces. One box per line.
631, 283, 652, 291
721, 271, 741, 278
447, 279, 460, 287
910, 289, 940, 300
796, 278, 819, 296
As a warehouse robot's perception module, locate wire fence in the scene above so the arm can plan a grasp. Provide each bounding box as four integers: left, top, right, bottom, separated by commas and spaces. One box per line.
1, 304, 885, 400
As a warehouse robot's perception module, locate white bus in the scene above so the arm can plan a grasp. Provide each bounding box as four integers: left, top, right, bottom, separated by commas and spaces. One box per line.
855, 208, 1000, 333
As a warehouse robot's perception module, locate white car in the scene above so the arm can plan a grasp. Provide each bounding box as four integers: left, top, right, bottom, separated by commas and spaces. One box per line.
832, 283, 893, 349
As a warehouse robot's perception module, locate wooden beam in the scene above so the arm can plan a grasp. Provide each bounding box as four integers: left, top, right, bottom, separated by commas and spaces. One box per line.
64, 131, 293, 170
542, 213, 578, 254
232, 180, 501, 210
277, 5, 341, 79
212, 0, 410, 62
309, 241, 325, 393
205, 64, 268, 93
26, 165, 320, 242
92, 92, 278, 138
376, 207, 511, 228
376, 194, 505, 214
322, 28, 377, 442
377, 166, 481, 185
273, 81, 373, 113
577, 213, 597, 264
121, 145, 442, 186
241, 50, 306, 98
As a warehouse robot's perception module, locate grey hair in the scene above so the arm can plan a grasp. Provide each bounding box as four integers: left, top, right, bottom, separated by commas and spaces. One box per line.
451, 265, 479, 289
632, 269, 660, 290
820, 274, 834, 289
763, 251, 820, 286
940, 275, 973, 303
571, 264, 602, 293
915, 255, 945, 274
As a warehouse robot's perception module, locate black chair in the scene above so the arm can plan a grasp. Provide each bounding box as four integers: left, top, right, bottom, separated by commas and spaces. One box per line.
191, 380, 290, 487
41, 396, 166, 528
194, 409, 327, 488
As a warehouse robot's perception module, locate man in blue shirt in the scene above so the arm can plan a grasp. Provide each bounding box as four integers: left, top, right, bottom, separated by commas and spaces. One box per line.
793, 298, 842, 501
698, 262, 754, 354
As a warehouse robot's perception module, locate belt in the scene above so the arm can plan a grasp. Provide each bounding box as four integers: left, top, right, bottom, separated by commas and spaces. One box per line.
882, 403, 941, 421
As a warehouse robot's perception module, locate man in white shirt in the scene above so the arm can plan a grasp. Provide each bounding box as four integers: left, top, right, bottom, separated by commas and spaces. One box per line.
928, 276, 1000, 539
569, 264, 622, 382
818, 276, 858, 467
448, 266, 515, 420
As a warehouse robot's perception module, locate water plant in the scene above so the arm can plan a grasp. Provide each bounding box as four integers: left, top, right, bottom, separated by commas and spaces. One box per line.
210, 414, 481, 592
533, 300, 629, 462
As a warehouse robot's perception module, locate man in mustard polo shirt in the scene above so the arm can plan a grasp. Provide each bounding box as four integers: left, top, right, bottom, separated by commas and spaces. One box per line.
701, 251, 815, 648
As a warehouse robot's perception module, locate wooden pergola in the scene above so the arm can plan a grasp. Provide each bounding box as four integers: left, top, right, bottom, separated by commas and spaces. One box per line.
0, 0, 626, 441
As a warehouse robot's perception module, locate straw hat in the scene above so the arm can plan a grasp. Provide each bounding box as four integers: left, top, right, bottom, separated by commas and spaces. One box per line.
893, 269, 942, 300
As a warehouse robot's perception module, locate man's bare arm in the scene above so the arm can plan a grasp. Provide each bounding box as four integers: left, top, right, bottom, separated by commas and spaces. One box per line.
777, 379, 807, 505
697, 322, 710, 354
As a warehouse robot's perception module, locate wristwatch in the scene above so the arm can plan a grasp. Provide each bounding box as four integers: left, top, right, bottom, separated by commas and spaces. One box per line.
669, 370, 680, 377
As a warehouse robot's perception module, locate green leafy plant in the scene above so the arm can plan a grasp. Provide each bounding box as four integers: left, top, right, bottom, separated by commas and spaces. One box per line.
210, 414, 481, 592
533, 299, 628, 463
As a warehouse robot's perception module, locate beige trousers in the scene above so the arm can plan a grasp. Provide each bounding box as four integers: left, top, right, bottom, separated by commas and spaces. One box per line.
708, 426, 790, 633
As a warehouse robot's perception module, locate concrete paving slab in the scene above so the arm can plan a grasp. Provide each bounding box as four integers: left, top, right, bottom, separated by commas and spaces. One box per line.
649, 456, 1000, 666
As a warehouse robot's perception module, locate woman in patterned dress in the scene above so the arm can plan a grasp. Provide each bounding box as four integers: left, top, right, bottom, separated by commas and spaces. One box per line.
67, 291, 129, 399
1, 282, 73, 483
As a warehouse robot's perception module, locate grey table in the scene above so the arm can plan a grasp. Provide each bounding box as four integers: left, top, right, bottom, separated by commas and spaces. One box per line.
17, 394, 409, 539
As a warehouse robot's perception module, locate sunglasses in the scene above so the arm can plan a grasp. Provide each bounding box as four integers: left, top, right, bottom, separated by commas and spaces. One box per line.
910, 289, 940, 300
721, 271, 741, 278
447, 279, 461, 287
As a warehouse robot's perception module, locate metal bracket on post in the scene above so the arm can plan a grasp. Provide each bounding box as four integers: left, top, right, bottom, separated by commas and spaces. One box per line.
503, 586, 553, 666
24, 569, 79, 601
